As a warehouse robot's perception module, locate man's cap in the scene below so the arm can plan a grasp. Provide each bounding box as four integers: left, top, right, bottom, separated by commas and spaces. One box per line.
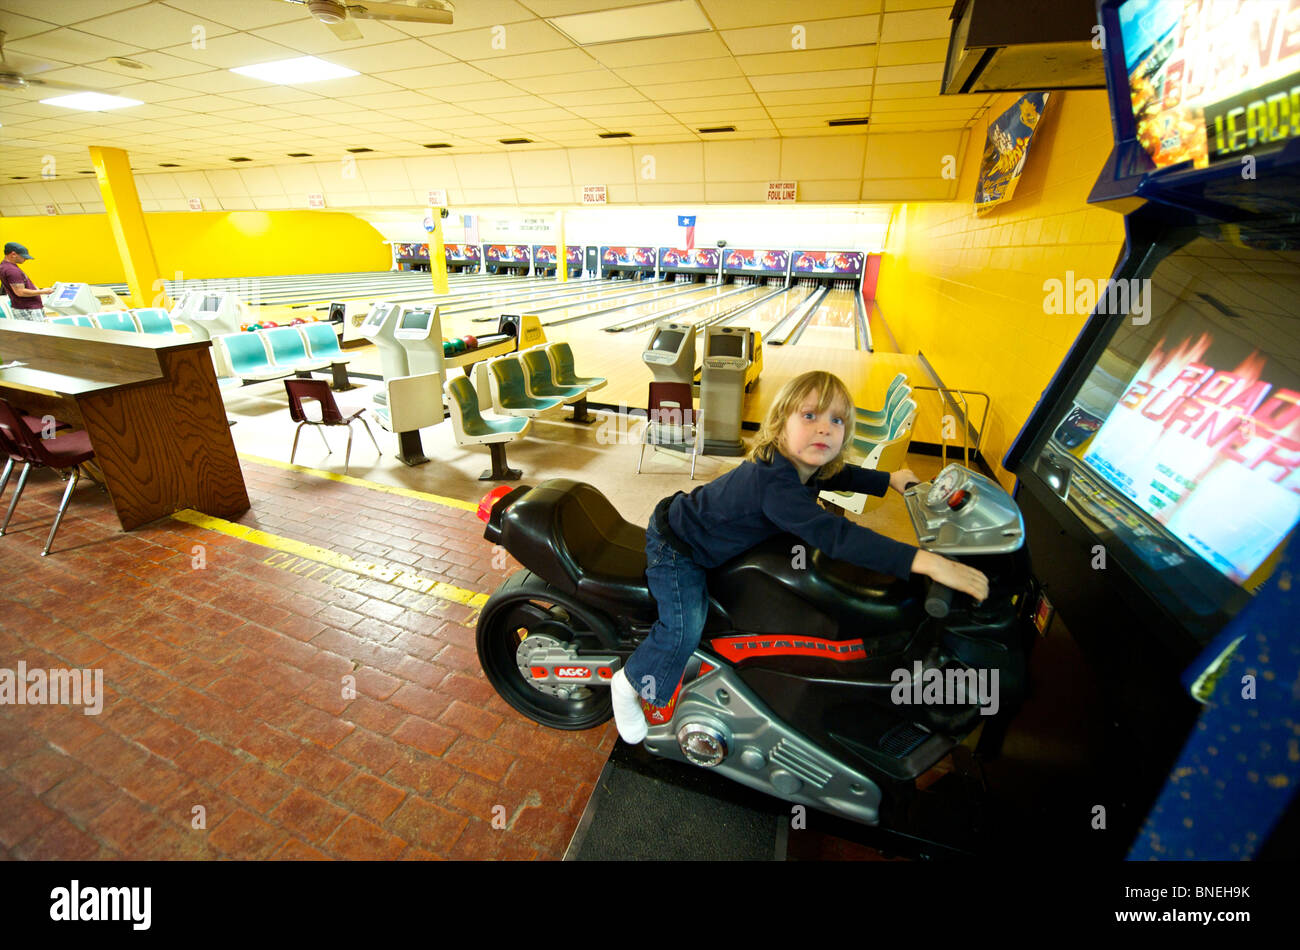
3, 243, 32, 260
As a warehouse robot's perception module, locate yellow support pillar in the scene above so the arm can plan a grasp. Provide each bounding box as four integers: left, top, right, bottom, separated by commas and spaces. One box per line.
88, 146, 166, 308
429, 207, 450, 295
556, 210, 568, 283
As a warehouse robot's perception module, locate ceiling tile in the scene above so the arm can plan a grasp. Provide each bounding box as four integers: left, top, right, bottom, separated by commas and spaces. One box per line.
878, 7, 951, 44
422, 20, 571, 59
330, 38, 455, 73
473, 48, 603, 80
162, 0, 306, 29
720, 16, 880, 55
585, 32, 729, 68
3, 1, 143, 27
875, 38, 949, 67
736, 47, 875, 76
699, 0, 882, 30
76, 6, 236, 47
256, 17, 410, 55
748, 68, 873, 92
161, 33, 304, 70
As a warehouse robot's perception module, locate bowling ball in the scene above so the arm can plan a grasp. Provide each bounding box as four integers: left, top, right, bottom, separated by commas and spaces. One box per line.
452, 338, 466, 353
443, 341, 454, 356
249, 323, 262, 331
239, 323, 250, 332
290, 318, 305, 326
464, 335, 477, 350
262, 320, 278, 328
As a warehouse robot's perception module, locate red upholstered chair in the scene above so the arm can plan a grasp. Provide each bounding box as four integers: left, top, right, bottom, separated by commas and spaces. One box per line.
284, 378, 380, 475
0, 398, 98, 556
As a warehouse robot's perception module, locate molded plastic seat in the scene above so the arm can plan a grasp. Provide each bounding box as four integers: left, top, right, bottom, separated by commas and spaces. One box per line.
0, 398, 98, 556
284, 378, 379, 475
216, 333, 293, 383
95, 311, 139, 333
133, 308, 175, 334
299, 322, 352, 390
488, 355, 563, 417
546, 342, 606, 392
263, 326, 330, 374
520, 348, 585, 400
851, 399, 917, 466
49, 316, 97, 327
855, 373, 907, 423
853, 397, 916, 447
855, 382, 911, 435
447, 375, 529, 480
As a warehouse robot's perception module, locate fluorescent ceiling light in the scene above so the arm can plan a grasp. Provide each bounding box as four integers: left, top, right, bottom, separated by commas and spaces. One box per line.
41, 92, 142, 111
547, 0, 710, 46
231, 56, 359, 84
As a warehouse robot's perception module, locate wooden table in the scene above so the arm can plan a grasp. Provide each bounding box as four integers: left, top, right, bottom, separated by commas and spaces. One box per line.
0, 320, 249, 531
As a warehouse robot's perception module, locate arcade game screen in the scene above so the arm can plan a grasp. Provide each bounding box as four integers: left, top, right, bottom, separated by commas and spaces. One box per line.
200, 295, 221, 312
364, 306, 392, 327
1034, 228, 1300, 607
56, 285, 80, 303
651, 329, 684, 353
400, 311, 431, 331
1121, 0, 1300, 169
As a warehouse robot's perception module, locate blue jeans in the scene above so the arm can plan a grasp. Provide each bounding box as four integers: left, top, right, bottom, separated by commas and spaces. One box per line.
623, 518, 709, 708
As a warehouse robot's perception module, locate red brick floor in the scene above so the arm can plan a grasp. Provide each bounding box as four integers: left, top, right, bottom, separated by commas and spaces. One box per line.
0, 459, 615, 860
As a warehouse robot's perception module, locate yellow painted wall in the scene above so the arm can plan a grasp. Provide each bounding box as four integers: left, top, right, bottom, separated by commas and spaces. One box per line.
876, 89, 1127, 487
0, 211, 389, 289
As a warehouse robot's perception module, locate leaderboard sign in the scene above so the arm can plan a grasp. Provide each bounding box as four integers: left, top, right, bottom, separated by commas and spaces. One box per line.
1120, 0, 1300, 168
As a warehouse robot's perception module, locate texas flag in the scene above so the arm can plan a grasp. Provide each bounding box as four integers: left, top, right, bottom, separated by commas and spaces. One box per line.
678, 214, 696, 250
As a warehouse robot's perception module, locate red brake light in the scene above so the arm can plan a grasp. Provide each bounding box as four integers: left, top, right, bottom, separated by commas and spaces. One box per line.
478, 485, 512, 523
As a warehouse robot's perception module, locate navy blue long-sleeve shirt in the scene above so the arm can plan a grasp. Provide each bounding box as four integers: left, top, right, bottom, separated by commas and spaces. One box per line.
664, 451, 919, 577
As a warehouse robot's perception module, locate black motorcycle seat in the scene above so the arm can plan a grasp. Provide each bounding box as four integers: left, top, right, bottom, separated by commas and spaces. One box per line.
500, 479, 659, 621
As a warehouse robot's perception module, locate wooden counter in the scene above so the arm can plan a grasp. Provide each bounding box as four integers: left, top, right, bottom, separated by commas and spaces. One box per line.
0, 319, 250, 531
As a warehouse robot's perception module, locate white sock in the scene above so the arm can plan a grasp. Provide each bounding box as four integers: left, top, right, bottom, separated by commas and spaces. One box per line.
610, 669, 647, 744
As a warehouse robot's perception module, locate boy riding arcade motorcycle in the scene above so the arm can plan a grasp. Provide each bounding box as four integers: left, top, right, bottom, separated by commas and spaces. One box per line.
475, 373, 1038, 828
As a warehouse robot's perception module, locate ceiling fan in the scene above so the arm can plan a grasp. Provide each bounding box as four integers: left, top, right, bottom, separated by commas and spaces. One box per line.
280, 0, 454, 41
0, 31, 100, 93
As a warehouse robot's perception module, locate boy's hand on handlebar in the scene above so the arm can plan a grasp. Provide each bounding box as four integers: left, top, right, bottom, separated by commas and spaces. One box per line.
912, 550, 990, 603
890, 469, 919, 494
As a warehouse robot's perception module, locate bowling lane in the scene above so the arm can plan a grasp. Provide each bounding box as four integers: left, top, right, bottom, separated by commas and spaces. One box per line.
535, 282, 731, 329
439, 281, 681, 337
661, 285, 773, 330
718, 285, 816, 330
444, 279, 672, 325
795, 289, 857, 348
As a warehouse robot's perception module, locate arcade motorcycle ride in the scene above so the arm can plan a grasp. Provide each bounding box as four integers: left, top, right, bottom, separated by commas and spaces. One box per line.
474, 463, 1041, 828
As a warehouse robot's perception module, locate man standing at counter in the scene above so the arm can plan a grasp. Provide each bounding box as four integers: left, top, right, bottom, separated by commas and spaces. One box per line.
1, 243, 54, 322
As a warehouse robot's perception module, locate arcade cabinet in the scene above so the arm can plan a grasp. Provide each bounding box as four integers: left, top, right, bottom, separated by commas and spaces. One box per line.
642, 321, 696, 385
1005, 0, 1300, 855
699, 324, 751, 456
393, 307, 446, 378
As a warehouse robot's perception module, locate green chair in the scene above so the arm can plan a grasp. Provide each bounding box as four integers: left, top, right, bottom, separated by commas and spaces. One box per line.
94, 311, 139, 332
520, 347, 596, 424
215, 333, 294, 384
547, 342, 606, 393
50, 316, 96, 327
853, 384, 912, 441
446, 375, 530, 480
487, 355, 563, 418
854, 373, 907, 424
262, 326, 330, 376
133, 308, 176, 334
299, 322, 353, 390
851, 398, 916, 467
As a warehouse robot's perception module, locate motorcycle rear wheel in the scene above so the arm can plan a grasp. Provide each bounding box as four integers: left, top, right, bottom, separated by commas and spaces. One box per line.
476, 570, 614, 730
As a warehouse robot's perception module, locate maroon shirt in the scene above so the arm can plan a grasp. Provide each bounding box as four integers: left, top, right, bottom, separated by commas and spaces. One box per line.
0, 260, 41, 309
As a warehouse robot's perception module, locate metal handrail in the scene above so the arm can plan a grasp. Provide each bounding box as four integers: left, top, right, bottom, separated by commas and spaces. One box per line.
910, 385, 991, 468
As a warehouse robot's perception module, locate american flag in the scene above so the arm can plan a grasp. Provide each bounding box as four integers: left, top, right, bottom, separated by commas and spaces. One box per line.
678, 214, 696, 250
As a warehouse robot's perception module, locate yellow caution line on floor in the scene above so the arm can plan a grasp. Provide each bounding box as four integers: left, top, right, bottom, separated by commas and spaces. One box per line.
237, 453, 478, 512
172, 509, 489, 609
